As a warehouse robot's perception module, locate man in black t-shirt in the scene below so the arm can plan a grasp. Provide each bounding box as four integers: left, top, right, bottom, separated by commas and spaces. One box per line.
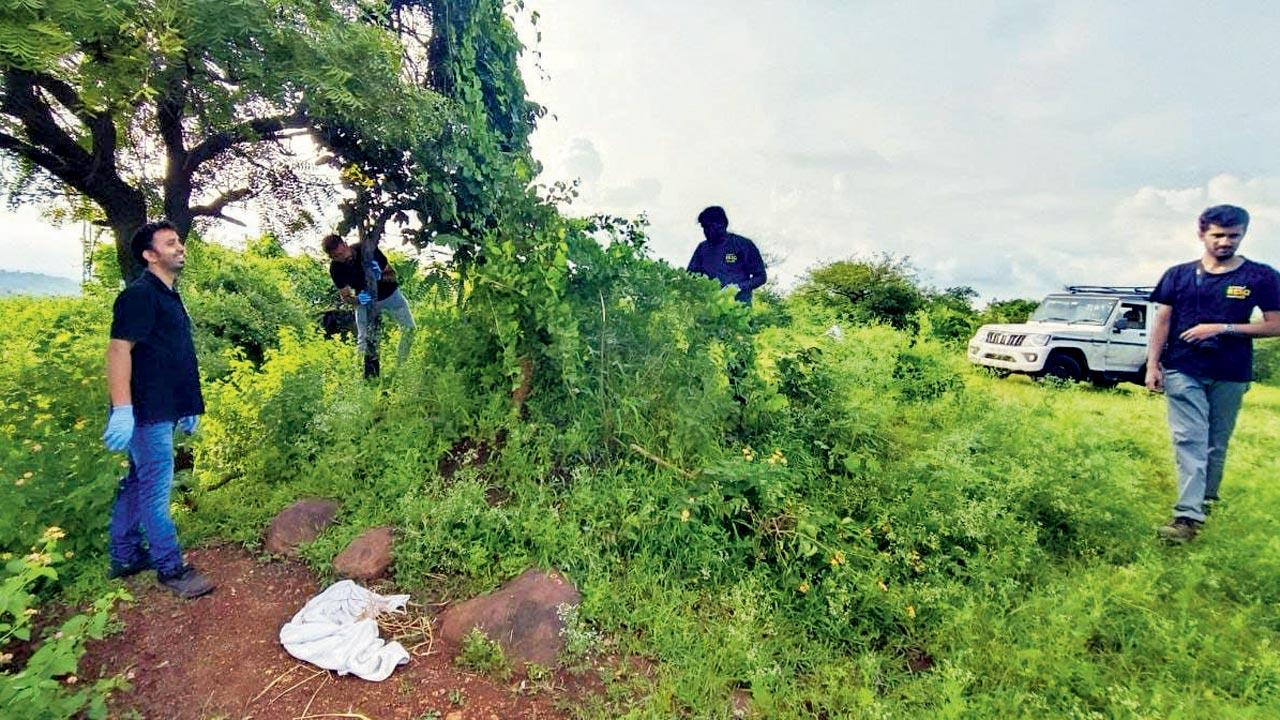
102, 220, 215, 599
1147, 205, 1280, 542
322, 234, 416, 366
687, 206, 767, 304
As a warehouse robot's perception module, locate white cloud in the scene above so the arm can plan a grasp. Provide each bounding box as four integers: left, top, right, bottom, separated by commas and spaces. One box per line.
0, 207, 83, 279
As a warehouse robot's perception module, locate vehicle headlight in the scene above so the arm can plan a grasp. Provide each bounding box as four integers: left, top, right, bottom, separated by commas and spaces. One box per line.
1024, 334, 1051, 347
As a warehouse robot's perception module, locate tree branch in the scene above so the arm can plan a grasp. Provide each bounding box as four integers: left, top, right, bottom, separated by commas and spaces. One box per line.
184, 112, 309, 173
190, 187, 254, 217
0, 130, 66, 173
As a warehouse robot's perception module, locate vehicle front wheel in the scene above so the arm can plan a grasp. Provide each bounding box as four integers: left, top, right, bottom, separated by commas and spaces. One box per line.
1039, 353, 1085, 382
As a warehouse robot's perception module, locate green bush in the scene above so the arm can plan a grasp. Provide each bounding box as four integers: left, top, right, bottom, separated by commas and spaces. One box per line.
0, 530, 129, 719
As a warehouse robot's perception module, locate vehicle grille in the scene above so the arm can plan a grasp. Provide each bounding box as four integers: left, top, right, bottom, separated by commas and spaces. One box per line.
985, 331, 1026, 346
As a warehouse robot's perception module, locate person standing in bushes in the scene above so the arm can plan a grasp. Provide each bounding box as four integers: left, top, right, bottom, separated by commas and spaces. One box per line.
321, 234, 416, 365
102, 220, 215, 599
687, 206, 767, 407
686, 206, 767, 304
1147, 205, 1280, 542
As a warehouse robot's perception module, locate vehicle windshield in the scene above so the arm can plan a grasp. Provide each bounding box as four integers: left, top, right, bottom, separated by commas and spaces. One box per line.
1030, 296, 1117, 325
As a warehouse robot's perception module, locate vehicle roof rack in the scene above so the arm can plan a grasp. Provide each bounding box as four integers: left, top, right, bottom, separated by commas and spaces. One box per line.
1063, 285, 1155, 296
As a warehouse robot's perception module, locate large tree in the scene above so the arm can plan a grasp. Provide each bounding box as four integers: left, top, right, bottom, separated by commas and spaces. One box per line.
0, 0, 444, 279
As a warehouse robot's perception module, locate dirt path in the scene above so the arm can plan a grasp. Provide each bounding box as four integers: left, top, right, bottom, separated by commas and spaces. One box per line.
83, 546, 571, 720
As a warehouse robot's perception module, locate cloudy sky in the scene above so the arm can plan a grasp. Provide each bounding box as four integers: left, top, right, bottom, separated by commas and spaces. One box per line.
5, 0, 1280, 300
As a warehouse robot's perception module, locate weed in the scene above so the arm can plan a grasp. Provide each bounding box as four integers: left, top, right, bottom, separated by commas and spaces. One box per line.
455, 627, 510, 680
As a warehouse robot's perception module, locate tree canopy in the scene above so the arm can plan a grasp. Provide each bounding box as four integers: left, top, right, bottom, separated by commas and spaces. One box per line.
0, 0, 469, 278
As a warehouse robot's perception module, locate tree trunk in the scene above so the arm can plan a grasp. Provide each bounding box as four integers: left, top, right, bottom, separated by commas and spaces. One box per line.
361, 229, 382, 379
109, 200, 148, 283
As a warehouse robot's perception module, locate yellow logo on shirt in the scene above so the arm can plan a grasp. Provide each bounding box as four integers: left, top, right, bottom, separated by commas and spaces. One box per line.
1226, 285, 1251, 299
724, 253, 738, 264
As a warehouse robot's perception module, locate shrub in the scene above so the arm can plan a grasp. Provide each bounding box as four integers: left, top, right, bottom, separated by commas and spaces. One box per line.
0, 530, 129, 719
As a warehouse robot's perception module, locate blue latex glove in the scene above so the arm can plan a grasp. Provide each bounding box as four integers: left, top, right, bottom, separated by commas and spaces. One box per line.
178, 415, 199, 434
357, 290, 373, 306
102, 405, 135, 452
365, 260, 383, 282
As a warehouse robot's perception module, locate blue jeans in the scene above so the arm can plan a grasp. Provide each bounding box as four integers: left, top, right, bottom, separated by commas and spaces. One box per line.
1164, 369, 1249, 522
108, 421, 185, 578
354, 289, 416, 362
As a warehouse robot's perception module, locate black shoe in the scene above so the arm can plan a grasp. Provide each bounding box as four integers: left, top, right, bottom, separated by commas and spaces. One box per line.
1157, 517, 1202, 544
108, 558, 153, 579
159, 566, 215, 599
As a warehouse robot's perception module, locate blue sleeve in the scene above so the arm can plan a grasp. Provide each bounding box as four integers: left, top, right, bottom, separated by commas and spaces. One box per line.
109, 286, 155, 343
1256, 265, 1280, 312
741, 241, 766, 291
687, 244, 704, 274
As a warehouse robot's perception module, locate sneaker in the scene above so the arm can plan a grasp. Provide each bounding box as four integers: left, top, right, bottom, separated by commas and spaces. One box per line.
107, 558, 153, 580
159, 566, 216, 599
1157, 517, 1202, 544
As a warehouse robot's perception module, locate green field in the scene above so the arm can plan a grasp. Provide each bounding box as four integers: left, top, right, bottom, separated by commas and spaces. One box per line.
4, 242, 1280, 718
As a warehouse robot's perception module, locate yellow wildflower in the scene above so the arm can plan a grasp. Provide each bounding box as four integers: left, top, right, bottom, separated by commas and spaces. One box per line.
23, 608, 38, 617
829, 550, 846, 568
877, 580, 888, 592
24, 553, 51, 566
680, 509, 691, 523
30, 443, 42, 452
797, 581, 810, 594
906, 604, 916, 619
22, 471, 32, 479
42, 526, 66, 541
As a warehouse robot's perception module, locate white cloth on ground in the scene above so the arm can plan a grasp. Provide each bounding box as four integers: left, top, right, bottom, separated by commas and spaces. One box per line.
279, 579, 411, 681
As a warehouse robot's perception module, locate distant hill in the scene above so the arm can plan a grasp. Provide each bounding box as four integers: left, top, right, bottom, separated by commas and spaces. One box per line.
0, 270, 80, 296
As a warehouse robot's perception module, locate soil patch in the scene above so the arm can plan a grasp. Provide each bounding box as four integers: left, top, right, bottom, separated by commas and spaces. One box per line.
82, 545, 570, 720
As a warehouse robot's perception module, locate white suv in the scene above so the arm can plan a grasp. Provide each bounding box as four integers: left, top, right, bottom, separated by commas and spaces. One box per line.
967, 286, 1155, 386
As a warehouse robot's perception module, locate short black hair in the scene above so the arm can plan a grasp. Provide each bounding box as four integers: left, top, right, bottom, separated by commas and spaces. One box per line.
697, 206, 728, 225
1199, 205, 1250, 233
320, 233, 345, 254
130, 220, 178, 266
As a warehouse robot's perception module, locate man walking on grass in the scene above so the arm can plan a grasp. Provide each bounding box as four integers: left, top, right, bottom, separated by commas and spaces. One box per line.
1147, 205, 1280, 542
102, 220, 215, 598
322, 234, 416, 369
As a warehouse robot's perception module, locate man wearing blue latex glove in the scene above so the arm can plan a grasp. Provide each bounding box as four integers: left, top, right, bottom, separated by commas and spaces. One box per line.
102, 405, 135, 451
322, 234, 416, 367
103, 220, 214, 600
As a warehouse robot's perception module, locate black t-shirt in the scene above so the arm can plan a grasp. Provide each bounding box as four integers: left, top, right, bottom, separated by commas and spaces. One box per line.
328, 245, 397, 301
109, 271, 205, 424
686, 233, 767, 302
1151, 259, 1280, 382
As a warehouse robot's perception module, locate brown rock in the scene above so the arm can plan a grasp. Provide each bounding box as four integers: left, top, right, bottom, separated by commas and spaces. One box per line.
263, 499, 338, 556
438, 569, 580, 667
332, 527, 394, 580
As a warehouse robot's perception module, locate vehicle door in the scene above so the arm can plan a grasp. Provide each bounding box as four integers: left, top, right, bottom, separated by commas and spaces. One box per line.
1104, 302, 1149, 371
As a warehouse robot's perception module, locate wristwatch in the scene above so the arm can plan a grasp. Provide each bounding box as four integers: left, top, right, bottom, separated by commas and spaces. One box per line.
1223, 323, 1236, 335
